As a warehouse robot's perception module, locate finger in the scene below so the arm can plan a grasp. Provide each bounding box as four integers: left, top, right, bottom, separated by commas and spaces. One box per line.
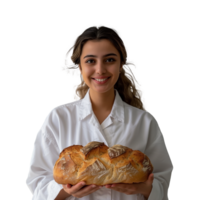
74, 184, 102, 197
66, 184, 72, 189
64, 181, 86, 194
81, 184, 102, 192
105, 184, 112, 188
73, 182, 87, 191
62, 183, 72, 190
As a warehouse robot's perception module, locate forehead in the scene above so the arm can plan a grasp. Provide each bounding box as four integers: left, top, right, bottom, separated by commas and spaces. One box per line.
81, 39, 119, 57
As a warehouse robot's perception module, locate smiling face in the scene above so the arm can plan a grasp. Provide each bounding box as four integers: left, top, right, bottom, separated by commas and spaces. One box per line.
79, 39, 122, 95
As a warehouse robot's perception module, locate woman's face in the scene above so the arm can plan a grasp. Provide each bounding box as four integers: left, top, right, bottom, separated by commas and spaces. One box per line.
79, 39, 122, 95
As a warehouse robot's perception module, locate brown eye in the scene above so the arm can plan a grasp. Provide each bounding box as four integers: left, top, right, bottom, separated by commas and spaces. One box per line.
86, 59, 94, 64
107, 58, 115, 62
85, 58, 115, 64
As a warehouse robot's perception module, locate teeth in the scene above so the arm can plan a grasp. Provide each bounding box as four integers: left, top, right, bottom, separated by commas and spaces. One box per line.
95, 78, 108, 82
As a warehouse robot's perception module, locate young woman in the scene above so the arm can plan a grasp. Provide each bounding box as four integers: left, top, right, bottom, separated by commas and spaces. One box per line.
26, 26, 173, 200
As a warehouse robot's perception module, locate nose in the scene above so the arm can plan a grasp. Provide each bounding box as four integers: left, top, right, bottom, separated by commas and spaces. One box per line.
95, 60, 106, 74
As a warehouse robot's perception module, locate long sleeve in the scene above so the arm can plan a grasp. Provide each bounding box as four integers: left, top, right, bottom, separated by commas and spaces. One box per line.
26, 90, 173, 200
144, 114, 173, 200
26, 111, 66, 200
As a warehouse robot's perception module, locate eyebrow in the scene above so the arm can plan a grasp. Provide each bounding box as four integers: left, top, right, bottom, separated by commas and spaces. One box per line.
83, 53, 117, 59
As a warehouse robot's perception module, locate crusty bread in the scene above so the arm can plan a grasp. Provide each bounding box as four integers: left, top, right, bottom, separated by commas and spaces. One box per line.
53, 141, 153, 185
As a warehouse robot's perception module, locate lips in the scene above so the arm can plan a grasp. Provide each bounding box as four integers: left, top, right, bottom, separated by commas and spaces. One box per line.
92, 77, 110, 84
92, 77, 110, 79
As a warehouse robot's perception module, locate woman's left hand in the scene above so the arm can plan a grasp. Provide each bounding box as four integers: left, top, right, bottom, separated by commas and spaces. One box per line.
104, 173, 154, 200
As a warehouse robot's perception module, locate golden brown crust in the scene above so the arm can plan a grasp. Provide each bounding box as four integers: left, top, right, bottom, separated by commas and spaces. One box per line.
53, 142, 153, 185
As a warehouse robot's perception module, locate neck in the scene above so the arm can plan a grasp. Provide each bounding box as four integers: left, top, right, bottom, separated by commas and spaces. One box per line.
89, 89, 115, 113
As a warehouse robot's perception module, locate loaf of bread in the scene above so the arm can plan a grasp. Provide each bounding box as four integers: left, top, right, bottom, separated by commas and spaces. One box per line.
53, 141, 153, 186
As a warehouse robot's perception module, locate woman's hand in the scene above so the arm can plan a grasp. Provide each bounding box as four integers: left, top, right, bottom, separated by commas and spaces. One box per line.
62, 182, 103, 198
104, 173, 154, 200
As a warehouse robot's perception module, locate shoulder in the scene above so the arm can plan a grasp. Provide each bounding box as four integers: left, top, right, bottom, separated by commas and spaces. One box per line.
49, 99, 82, 115
42, 99, 82, 128
40, 99, 82, 141
123, 101, 145, 114
123, 101, 157, 123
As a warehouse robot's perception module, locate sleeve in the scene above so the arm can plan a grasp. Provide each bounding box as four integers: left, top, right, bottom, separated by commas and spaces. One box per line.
26, 111, 71, 200
144, 114, 173, 200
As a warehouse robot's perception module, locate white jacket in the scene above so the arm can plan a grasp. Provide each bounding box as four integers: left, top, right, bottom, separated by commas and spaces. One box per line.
26, 89, 173, 200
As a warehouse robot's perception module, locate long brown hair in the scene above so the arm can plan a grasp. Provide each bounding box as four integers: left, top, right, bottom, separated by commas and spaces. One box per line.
65, 26, 145, 110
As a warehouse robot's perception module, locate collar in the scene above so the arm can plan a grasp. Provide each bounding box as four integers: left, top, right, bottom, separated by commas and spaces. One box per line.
78, 88, 124, 122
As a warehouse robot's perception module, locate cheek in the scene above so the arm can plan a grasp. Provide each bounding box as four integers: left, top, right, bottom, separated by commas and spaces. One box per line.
81, 69, 94, 84
82, 67, 93, 77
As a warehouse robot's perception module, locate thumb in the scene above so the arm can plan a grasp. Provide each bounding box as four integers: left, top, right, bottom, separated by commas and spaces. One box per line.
148, 173, 154, 183
62, 184, 71, 190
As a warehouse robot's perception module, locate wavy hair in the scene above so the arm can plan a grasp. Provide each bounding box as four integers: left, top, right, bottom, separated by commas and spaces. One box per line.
65, 26, 145, 110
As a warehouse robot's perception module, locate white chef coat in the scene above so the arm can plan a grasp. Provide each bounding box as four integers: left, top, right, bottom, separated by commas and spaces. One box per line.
26, 88, 173, 200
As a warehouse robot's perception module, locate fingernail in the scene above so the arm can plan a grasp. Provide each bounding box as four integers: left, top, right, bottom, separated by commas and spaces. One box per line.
92, 185, 96, 188
81, 182, 85, 186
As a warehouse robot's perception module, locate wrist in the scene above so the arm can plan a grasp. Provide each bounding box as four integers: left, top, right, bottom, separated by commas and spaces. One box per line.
143, 194, 149, 200
55, 188, 71, 200
143, 185, 152, 200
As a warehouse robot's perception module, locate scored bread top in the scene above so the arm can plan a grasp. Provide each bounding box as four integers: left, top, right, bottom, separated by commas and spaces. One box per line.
53, 141, 153, 185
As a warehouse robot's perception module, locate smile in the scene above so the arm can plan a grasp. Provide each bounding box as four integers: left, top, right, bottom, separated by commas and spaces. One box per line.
92, 77, 110, 84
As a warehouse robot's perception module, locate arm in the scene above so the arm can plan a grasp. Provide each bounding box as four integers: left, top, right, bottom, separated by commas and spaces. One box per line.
144, 113, 175, 200
26, 107, 73, 200
26, 130, 68, 200
54, 189, 71, 200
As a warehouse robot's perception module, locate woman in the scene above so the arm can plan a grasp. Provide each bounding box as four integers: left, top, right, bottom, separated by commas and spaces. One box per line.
26, 26, 173, 200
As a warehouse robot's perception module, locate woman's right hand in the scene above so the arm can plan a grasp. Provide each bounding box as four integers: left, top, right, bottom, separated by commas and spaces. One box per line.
62, 181, 103, 198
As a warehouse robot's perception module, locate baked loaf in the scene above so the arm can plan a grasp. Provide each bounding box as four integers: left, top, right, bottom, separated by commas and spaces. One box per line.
53, 141, 153, 185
